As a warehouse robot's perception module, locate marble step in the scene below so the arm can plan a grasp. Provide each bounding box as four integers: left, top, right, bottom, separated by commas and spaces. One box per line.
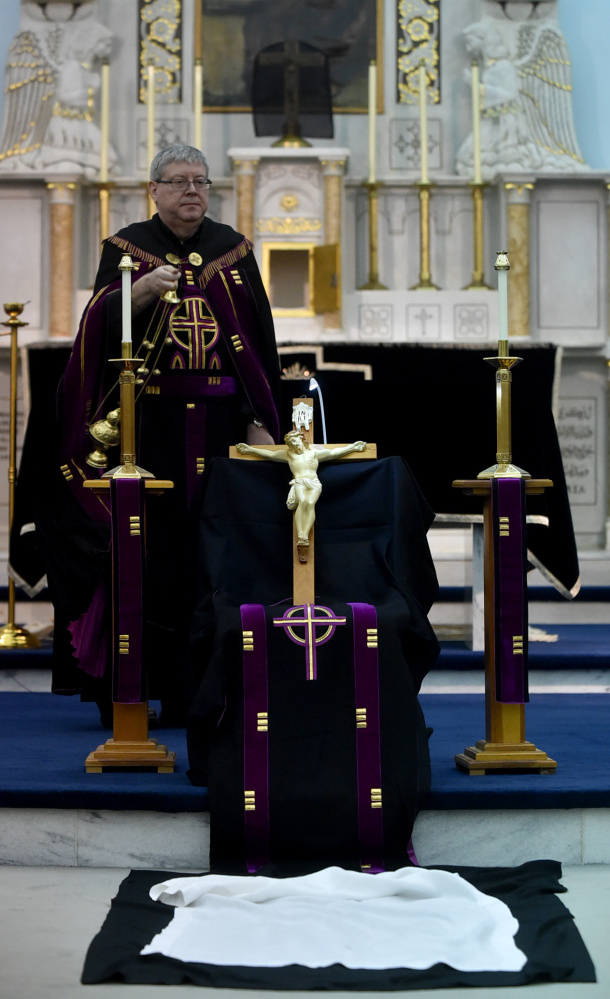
2, 805, 609, 870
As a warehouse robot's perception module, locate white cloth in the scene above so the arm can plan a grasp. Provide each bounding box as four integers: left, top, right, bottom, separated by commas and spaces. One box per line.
141, 866, 527, 973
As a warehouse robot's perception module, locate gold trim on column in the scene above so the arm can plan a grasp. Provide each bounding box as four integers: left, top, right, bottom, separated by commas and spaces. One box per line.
46, 181, 77, 338
505, 182, 535, 337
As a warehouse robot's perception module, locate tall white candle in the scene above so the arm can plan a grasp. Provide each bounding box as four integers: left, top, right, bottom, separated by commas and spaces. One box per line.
495, 252, 510, 344
418, 62, 428, 184
471, 60, 482, 185
368, 60, 376, 184
194, 0, 203, 149
194, 59, 203, 150
99, 59, 109, 183
120, 256, 132, 344
147, 62, 155, 166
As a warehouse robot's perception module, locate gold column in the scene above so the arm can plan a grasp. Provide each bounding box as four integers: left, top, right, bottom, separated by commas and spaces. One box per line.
505, 181, 535, 337
46, 180, 77, 338
321, 158, 346, 329
232, 158, 258, 243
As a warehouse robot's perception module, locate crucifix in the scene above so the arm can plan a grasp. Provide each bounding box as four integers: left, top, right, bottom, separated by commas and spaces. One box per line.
231, 398, 376, 604
257, 41, 326, 147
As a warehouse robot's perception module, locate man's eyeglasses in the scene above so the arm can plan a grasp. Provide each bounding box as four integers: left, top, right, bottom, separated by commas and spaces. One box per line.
156, 177, 212, 192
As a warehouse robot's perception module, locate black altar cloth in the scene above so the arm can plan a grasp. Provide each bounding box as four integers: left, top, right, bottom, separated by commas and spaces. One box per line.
187, 456, 439, 873
277, 342, 578, 597
189, 455, 439, 690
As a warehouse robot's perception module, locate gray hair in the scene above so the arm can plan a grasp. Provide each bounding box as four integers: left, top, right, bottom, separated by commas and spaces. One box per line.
150, 144, 209, 181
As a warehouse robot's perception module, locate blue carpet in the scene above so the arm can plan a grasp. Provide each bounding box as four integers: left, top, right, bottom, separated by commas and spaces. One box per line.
438, 585, 610, 603
438, 623, 610, 670
1, 691, 609, 811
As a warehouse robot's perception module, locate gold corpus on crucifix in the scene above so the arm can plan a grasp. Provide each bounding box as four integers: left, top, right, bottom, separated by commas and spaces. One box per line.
0, 304, 40, 649
463, 183, 492, 291
231, 398, 376, 605
358, 182, 388, 290
82, 302, 175, 772
410, 183, 439, 290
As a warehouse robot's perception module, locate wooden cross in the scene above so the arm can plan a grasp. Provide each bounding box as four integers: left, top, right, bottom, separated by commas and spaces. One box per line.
230, 398, 376, 605
257, 42, 326, 143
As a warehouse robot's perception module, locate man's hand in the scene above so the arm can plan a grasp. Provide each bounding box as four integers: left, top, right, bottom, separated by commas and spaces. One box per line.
131, 265, 181, 315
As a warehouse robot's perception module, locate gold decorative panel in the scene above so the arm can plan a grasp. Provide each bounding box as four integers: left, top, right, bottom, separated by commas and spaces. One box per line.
256, 218, 322, 236
397, 0, 440, 105
139, 0, 182, 104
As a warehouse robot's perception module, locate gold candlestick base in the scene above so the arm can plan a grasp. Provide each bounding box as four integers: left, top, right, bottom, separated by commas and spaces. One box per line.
359, 279, 389, 290
0, 622, 41, 649
410, 278, 440, 291
477, 462, 531, 480
463, 279, 493, 291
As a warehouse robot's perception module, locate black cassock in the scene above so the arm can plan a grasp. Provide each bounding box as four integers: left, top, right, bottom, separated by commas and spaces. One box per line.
187, 456, 440, 874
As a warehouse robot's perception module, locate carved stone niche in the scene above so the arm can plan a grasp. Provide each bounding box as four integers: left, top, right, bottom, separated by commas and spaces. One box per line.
228, 147, 349, 337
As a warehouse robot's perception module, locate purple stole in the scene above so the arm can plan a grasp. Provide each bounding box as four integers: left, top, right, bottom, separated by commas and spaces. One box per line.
492, 478, 529, 704
110, 477, 147, 703
240, 603, 385, 874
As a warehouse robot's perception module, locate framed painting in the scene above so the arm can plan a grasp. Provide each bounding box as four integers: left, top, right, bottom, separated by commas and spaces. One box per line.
199, 0, 383, 113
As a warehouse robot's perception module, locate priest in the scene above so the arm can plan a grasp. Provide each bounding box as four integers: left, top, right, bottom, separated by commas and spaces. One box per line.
19, 143, 282, 725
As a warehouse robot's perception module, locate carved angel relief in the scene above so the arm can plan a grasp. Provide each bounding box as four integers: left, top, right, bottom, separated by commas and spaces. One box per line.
456, 14, 589, 178
0, 1, 116, 178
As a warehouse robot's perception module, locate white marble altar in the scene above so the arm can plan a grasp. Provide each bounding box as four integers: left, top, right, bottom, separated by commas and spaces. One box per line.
0, 0, 606, 550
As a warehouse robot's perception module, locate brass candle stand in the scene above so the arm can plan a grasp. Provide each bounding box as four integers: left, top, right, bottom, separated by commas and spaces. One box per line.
358, 182, 387, 290
83, 322, 175, 771
452, 251, 556, 774
0, 304, 40, 649
463, 182, 492, 291
410, 183, 439, 290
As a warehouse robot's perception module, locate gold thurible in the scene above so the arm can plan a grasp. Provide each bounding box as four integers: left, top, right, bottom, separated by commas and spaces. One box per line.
358, 182, 388, 290
410, 184, 439, 290
0, 304, 40, 649
478, 252, 530, 479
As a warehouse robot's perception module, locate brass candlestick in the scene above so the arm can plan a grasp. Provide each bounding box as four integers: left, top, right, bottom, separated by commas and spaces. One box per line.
83, 344, 175, 772
98, 182, 114, 242
103, 341, 155, 480
358, 182, 388, 290
410, 183, 439, 290
0, 304, 40, 649
463, 182, 492, 291
477, 252, 530, 479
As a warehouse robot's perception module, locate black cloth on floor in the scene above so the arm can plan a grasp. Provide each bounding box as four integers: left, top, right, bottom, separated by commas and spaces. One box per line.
81, 861, 596, 988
